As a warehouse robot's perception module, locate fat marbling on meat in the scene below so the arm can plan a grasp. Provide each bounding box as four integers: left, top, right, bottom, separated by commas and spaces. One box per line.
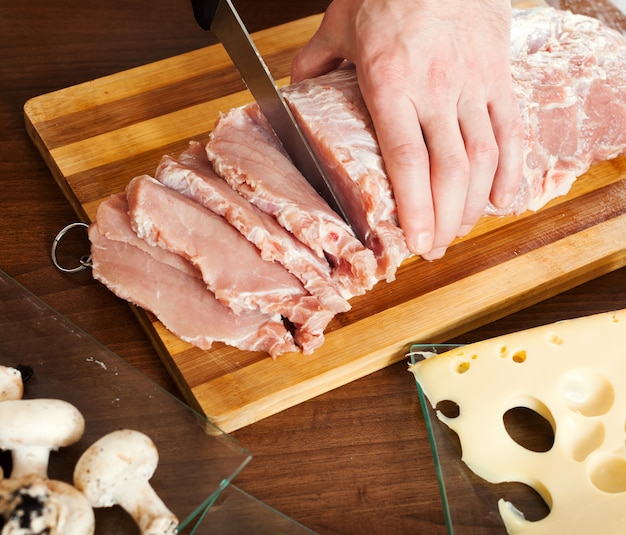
502, 7, 626, 214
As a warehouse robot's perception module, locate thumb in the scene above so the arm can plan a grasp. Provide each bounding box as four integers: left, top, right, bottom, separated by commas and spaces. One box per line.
290, 13, 347, 82
291, 44, 344, 83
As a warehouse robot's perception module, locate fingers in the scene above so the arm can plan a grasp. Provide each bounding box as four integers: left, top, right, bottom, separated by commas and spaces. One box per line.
421, 115, 471, 260
359, 70, 434, 256
374, 82, 521, 261
290, 0, 523, 261
456, 98, 500, 236
365, 78, 474, 260
367, 59, 476, 260
489, 87, 524, 209
421, 87, 522, 259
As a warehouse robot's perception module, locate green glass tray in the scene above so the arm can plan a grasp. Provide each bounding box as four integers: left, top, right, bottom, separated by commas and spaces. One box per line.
409, 345, 550, 535
0, 269, 314, 534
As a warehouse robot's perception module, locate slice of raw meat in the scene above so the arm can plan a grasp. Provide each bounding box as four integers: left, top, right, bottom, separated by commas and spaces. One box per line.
89, 205, 297, 357
126, 174, 334, 353
206, 104, 379, 298
155, 141, 350, 313
282, 65, 411, 282
94, 192, 199, 279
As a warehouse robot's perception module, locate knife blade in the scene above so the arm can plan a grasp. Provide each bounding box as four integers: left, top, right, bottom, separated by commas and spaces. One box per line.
190, 0, 354, 228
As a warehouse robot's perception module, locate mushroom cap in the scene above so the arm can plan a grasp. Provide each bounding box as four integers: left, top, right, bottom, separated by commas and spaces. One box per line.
0, 474, 95, 535
0, 399, 84, 450
73, 429, 159, 507
0, 366, 24, 401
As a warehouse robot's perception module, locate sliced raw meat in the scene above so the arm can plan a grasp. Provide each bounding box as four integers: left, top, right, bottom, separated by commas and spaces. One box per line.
126, 174, 334, 353
89, 208, 297, 357
282, 66, 410, 282
155, 141, 350, 313
88, 7, 626, 360
94, 192, 199, 279
206, 104, 379, 298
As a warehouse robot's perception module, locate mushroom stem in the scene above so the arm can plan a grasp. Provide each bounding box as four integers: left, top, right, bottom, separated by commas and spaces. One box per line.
0, 398, 85, 479
118, 485, 180, 534
10, 446, 52, 479
74, 429, 178, 535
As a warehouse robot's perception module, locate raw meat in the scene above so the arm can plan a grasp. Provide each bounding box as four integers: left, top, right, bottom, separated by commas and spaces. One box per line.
87, 7, 626, 360
94, 192, 199, 279
282, 66, 411, 282
206, 104, 379, 298
499, 7, 626, 213
126, 174, 335, 353
89, 199, 297, 357
282, 7, 626, 220
155, 141, 350, 313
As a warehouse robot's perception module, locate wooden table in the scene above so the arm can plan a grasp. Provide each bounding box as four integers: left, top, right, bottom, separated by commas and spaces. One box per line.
1, 1, 624, 533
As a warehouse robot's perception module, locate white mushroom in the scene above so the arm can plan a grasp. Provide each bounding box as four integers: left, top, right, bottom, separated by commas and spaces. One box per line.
73, 429, 178, 535
0, 474, 95, 534
0, 366, 24, 402
0, 399, 85, 478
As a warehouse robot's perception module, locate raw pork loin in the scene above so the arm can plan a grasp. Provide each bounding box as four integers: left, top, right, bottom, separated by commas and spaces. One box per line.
89, 7, 626, 358
282, 66, 410, 282
502, 7, 626, 213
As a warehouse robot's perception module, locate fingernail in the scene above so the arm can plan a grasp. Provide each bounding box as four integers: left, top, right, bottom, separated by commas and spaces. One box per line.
500, 192, 515, 208
424, 247, 447, 261
414, 231, 432, 254
458, 224, 473, 237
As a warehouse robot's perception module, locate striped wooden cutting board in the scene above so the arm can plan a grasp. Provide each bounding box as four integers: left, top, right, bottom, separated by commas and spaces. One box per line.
24, 5, 626, 432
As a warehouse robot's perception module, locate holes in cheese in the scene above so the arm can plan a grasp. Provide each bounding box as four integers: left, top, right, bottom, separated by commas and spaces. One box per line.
456, 361, 470, 374
497, 482, 551, 523
435, 400, 460, 419
546, 333, 564, 345
588, 452, 626, 493
453, 353, 478, 374
409, 309, 626, 534
560, 414, 605, 462
511, 350, 526, 363
503, 406, 555, 453
498, 346, 527, 363
558, 368, 614, 417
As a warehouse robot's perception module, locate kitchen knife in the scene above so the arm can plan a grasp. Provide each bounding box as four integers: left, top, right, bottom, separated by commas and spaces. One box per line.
190, 0, 354, 228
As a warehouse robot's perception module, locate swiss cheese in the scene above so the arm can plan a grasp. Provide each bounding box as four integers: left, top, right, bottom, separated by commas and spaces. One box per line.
409, 309, 626, 534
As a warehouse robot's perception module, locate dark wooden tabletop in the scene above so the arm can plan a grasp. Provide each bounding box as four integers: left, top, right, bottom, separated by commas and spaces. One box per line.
1, 1, 624, 533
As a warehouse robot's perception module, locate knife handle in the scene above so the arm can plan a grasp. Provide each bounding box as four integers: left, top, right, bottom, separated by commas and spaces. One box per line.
191, 0, 220, 30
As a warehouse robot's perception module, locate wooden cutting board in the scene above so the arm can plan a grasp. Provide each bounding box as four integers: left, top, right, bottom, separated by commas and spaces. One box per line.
24, 6, 626, 433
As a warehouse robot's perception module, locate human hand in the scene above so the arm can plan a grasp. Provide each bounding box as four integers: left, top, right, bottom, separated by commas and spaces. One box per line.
291, 0, 524, 259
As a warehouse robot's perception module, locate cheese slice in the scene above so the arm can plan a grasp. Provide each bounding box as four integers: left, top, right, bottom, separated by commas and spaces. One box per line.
409, 309, 626, 534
